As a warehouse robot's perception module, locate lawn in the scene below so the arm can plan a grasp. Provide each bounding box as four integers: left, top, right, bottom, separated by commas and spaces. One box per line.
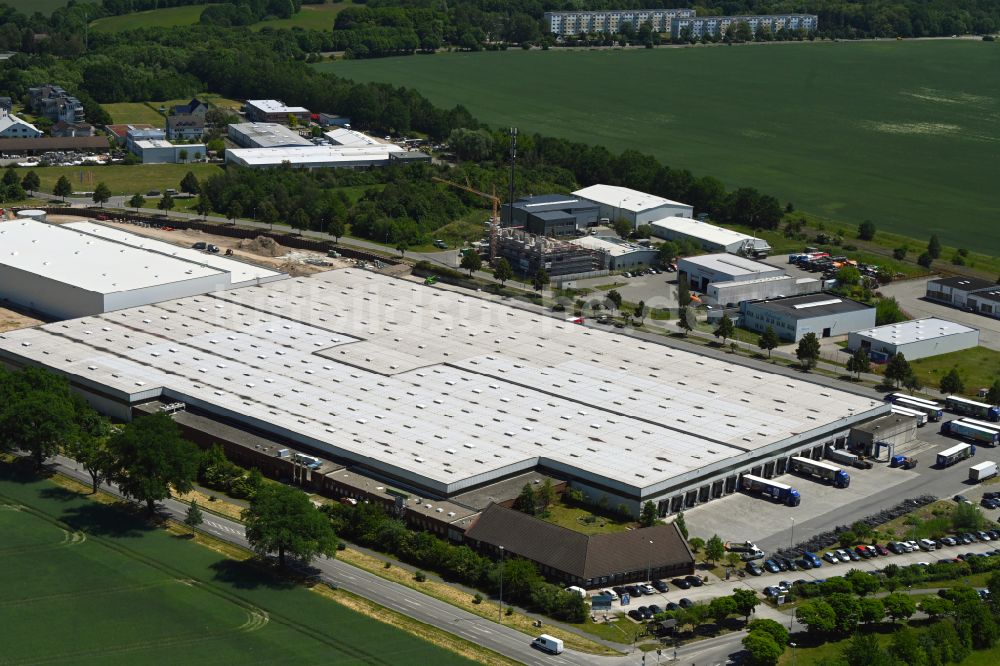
1, 0, 71, 14
324, 41, 1000, 254
13, 163, 223, 198
252, 1, 351, 31
90, 4, 208, 32
909, 346, 1000, 397
103, 102, 167, 126
0, 463, 477, 666
538, 499, 633, 536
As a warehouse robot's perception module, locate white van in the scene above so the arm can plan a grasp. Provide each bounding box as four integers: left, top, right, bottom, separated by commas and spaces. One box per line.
565, 586, 587, 598
919, 538, 937, 551
532, 634, 564, 654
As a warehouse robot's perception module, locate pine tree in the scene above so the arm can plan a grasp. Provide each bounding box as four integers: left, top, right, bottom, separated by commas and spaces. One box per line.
184, 501, 204, 529
927, 234, 942, 260
884, 353, 911, 388
758, 325, 779, 358
639, 501, 658, 527
512, 483, 537, 515
940, 367, 964, 395
714, 314, 735, 344
53, 175, 72, 201
796, 332, 821, 370
674, 511, 689, 539
678, 306, 695, 336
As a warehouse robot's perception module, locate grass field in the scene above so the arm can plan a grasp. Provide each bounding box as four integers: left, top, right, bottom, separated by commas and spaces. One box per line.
0, 463, 477, 665
90, 1, 348, 33
325, 41, 1000, 253
0, 0, 71, 14
14, 163, 223, 197
103, 102, 167, 126
909, 346, 1000, 396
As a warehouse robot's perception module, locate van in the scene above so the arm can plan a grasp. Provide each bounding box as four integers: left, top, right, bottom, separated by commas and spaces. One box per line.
565, 586, 586, 598
532, 634, 564, 654
919, 538, 937, 551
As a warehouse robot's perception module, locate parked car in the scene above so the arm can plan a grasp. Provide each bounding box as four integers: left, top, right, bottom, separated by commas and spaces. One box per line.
763, 559, 781, 574
823, 552, 840, 564
602, 588, 618, 600
652, 580, 669, 593
679, 598, 693, 609
940, 537, 957, 547
192, 242, 207, 250
206, 244, 220, 253
855, 546, 871, 558
613, 586, 628, 597
978, 531, 992, 542
665, 602, 680, 611
626, 585, 642, 597
640, 606, 654, 620
641, 584, 657, 595
628, 609, 643, 621
764, 586, 781, 598
745, 562, 763, 576
874, 544, 890, 556
955, 494, 973, 505
648, 604, 662, 615
671, 578, 691, 589
796, 558, 812, 570
685, 575, 704, 588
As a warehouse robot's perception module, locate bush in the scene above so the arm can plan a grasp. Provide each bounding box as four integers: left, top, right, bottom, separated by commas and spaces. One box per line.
414, 570, 427, 582
473, 593, 483, 604
917, 252, 933, 268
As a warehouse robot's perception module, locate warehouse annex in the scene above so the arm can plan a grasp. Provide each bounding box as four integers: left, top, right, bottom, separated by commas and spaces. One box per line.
0, 269, 887, 515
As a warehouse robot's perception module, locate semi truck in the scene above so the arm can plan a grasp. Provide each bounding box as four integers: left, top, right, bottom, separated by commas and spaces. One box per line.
941, 420, 1000, 445
740, 474, 801, 507
789, 456, 850, 488
969, 461, 999, 483
885, 394, 944, 421
937, 442, 974, 468
826, 448, 874, 470
891, 405, 928, 426
946, 395, 1000, 421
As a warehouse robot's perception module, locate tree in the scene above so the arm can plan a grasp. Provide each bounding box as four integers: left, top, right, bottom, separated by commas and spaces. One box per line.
796, 332, 821, 370
892, 246, 908, 260
92, 182, 112, 207
633, 300, 646, 325
678, 306, 695, 336
184, 501, 204, 529
955, 598, 1000, 649
902, 370, 922, 393
940, 367, 964, 394
710, 595, 737, 624
612, 217, 632, 239
657, 241, 678, 268
884, 353, 911, 388
987, 379, 1000, 406
290, 208, 309, 234
64, 411, 112, 493
180, 171, 200, 195
731, 588, 760, 622
512, 483, 537, 515
882, 592, 916, 622
928, 234, 942, 259
796, 599, 836, 634
460, 251, 482, 277
843, 631, 892, 666
606, 290, 622, 313
678, 275, 692, 306
537, 478, 555, 513
0, 388, 76, 469
639, 500, 657, 527
705, 535, 725, 564
196, 195, 211, 219
688, 536, 705, 552
845, 570, 879, 597
714, 314, 735, 345
21, 170, 40, 195
917, 251, 933, 268
329, 217, 347, 243
128, 193, 145, 212
157, 191, 174, 215
105, 412, 200, 514
826, 593, 860, 635
918, 596, 952, 620
858, 597, 884, 624
395, 241, 408, 257
243, 483, 338, 568
54, 175, 72, 201
532, 268, 549, 293
746, 619, 789, 648
492, 258, 512, 286
673, 511, 688, 539
846, 347, 871, 380
635, 224, 653, 238
857, 220, 876, 240
758, 326, 779, 358
952, 501, 986, 531
875, 296, 907, 325
219, 199, 241, 224
836, 265, 861, 286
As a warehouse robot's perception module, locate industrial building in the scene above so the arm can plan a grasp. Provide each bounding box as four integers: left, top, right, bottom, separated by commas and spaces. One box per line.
132, 139, 207, 164
0, 136, 108, 155
325, 127, 382, 147
244, 99, 311, 124
967, 289, 1000, 320
678, 253, 784, 292
671, 14, 818, 39
0, 219, 284, 319
0, 110, 43, 139
543, 8, 696, 36
0, 268, 887, 517
848, 414, 918, 457
573, 184, 693, 229
227, 123, 312, 149
166, 114, 205, 141
569, 236, 658, 271
650, 216, 771, 257
740, 293, 876, 342
28, 84, 84, 124
225, 144, 429, 170
848, 318, 979, 361
925, 276, 995, 308
707, 275, 820, 308
501, 194, 600, 236
495, 228, 602, 277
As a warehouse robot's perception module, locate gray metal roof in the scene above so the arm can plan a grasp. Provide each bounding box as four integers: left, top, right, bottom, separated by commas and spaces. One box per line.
928, 276, 994, 292
747, 293, 873, 320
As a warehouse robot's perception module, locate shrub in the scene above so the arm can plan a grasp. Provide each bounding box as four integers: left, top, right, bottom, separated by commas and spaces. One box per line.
473, 593, 483, 604
414, 570, 427, 582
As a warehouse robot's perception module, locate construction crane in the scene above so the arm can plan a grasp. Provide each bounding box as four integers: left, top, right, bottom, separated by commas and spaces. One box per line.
432, 177, 501, 260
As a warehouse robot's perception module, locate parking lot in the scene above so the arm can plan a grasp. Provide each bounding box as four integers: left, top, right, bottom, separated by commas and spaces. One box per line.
571, 271, 677, 311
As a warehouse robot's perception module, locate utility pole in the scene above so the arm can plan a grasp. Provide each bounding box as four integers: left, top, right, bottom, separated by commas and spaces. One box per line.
498, 545, 505, 622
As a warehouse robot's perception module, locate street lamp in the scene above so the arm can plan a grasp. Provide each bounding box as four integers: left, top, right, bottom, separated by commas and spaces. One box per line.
647, 539, 654, 583
790, 641, 797, 666
790, 516, 795, 551
498, 545, 505, 623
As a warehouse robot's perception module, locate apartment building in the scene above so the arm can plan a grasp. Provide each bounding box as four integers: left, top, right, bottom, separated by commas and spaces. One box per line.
543, 9, 695, 36
671, 14, 818, 39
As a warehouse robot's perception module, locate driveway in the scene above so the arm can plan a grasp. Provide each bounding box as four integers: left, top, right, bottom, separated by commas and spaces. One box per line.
880, 277, 1000, 351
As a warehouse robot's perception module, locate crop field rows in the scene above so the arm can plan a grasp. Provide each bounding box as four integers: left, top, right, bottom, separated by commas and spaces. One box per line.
0, 466, 474, 665
326, 40, 1000, 253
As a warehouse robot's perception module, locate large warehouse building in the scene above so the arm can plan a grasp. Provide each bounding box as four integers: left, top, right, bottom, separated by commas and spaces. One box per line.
573, 184, 693, 229
227, 122, 312, 149
848, 318, 980, 361
925, 276, 995, 308
501, 194, 600, 236
740, 293, 876, 342
651, 216, 771, 257
0, 220, 283, 319
0, 268, 887, 516
678, 253, 784, 292
225, 144, 430, 169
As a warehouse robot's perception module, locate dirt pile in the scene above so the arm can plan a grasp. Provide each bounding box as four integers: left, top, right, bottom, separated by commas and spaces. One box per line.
238, 235, 284, 257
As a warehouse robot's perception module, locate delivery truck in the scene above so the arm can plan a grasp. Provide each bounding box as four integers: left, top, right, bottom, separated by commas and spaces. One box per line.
789, 456, 850, 488
740, 474, 801, 507
532, 635, 564, 654
969, 461, 998, 483
826, 448, 873, 470
942, 420, 1000, 445
937, 442, 974, 468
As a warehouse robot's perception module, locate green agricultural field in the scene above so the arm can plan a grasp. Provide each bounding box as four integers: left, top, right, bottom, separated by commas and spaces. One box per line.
0, 0, 71, 15
252, 1, 351, 31
90, 4, 207, 32
14, 163, 223, 198
0, 464, 476, 665
325, 41, 1000, 253
103, 102, 167, 126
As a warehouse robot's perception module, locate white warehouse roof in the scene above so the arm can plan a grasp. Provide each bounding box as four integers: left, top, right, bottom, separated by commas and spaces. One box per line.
651, 216, 762, 248
246, 99, 309, 114
63, 222, 284, 286
325, 127, 381, 146
0, 269, 885, 498
853, 317, 978, 346
679, 253, 781, 277
573, 184, 690, 213
570, 235, 650, 257
0, 219, 223, 292
226, 143, 404, 168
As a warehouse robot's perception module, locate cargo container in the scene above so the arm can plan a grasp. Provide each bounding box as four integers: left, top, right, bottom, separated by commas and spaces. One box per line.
946, 396, 1000, 421
937, 443, 974, 468
942, 420, 1000, 445
969, 461, 998, 482
740, 474, 801, 507
789, 456, 850, 488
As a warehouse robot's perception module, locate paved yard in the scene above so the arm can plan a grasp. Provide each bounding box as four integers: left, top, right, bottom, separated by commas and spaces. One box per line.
880, 277, 1000, 351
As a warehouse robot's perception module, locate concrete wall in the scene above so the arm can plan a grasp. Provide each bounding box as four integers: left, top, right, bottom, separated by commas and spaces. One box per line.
607, 248, 659, 270
709, 276, 819, 307
849, 415, 917, 456
848, 328, 979, 361
679, 257, 784, 293
103, 273, 231, 313
0, 264, 104, 319
967, 294, 1000, 320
